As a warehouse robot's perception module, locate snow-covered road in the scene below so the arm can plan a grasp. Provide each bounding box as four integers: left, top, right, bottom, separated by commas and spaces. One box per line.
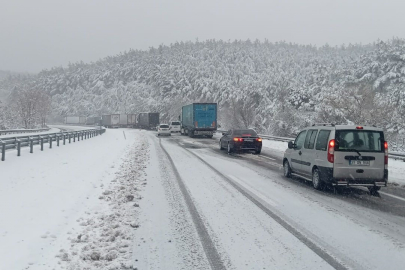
1, 129, 405, 270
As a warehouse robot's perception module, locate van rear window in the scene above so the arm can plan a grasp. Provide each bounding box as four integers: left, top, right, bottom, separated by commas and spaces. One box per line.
171, 122, 180, 125
335, 130, 383, 152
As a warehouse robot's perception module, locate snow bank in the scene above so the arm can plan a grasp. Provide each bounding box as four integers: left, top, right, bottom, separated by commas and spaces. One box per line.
59, 136, 149, 269
0, 129, 144, 270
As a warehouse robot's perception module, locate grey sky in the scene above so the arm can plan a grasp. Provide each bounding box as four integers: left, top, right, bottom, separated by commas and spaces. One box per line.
1, 0, 404, 73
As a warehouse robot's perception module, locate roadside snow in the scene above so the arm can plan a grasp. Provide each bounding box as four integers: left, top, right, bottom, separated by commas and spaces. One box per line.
60, 135, 149, 270
389, 159, 405, 187
0, 129, 141, 270
261, 139, 287, 158
0, 127, 61, 139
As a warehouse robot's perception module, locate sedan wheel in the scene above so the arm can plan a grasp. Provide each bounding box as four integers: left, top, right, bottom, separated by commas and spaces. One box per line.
227, 142, 232, 154
312, 168, 324, 190
219, 140, 224, 150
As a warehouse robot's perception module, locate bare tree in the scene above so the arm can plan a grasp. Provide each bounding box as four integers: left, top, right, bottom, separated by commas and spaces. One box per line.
13, 87, 51, 129
37, 91, 52, 127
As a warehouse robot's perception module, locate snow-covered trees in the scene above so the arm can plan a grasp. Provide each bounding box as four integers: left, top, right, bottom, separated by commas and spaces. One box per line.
0, 39, 404, 139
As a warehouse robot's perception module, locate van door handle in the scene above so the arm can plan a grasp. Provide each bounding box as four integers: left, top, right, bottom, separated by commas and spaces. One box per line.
299, 151, 302, 155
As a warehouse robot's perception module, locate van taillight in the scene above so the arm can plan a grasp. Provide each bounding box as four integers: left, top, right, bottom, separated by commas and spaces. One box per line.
328, 139, 335, 163
384, 141, 388, 167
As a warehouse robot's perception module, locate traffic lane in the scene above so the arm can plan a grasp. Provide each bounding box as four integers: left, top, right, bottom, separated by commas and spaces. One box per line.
170, 133, 405, 218
161, 137, 336, 270
186, 146, 405, 270
168, 133, 405, 205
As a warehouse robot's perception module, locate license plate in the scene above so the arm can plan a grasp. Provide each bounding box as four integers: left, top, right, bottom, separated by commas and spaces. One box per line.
244, 139, 253, 142
349, 160, 370, 166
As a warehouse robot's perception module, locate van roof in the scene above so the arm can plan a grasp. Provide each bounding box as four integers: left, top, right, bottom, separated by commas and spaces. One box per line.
334, 125, 383, 131
309, 125, 383, 131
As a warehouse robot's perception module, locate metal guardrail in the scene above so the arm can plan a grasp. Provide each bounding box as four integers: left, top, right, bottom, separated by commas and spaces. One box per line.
0, 128, 106, 161
216, 130, 405, 160
0, 128, 50, 136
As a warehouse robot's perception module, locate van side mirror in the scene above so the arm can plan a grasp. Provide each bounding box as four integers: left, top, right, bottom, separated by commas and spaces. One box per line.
288, 141, 295, 149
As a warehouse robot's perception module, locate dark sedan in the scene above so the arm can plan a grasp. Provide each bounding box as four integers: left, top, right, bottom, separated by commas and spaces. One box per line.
219, 129, 262, 154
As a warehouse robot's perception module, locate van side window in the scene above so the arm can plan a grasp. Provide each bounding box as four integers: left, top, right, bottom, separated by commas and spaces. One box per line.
295, 130, 307, 150
304, 129, 318, 149
315, 130, 331, 151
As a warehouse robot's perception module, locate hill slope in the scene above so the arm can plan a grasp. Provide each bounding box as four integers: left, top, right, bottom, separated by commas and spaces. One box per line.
1, 39, 405, 140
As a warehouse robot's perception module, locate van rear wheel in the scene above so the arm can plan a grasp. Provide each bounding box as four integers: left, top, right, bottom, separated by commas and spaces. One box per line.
312, 168, 324, 190
368, 186, 381, 194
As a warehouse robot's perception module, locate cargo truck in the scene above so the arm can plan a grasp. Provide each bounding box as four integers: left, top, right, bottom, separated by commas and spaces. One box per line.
102, 114, 120, 128
180, 103, 217, 138
138, 113, 160, 129
65, 116, 81, 125
127, 114, 137, 128
79, 117, 86, 125
119, 114, 128, 127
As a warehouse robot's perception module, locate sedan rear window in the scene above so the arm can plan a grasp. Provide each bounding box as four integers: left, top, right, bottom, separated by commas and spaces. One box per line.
171, 122, 180, 125
335, 130, 383, 152
233, 129, 257, 136
160, 124, 169, 128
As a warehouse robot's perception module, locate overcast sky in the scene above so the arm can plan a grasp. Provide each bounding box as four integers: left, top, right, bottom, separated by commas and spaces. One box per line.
1, 0, 404, 73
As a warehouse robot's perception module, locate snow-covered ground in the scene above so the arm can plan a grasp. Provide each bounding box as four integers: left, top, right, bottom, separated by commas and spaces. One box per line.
0, 127, 61, 139
1, 129, 405, 270
0, 128, 144, 270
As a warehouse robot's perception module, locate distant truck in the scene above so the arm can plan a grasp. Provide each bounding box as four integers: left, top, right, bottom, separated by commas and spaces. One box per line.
127, 114, 137, 128
65, 116, 80, 125
181, 103, 217, 138
119, 114, 128, 127
138, 113, 160, 129
65, 116, 86, 125
102, 114, 120, 128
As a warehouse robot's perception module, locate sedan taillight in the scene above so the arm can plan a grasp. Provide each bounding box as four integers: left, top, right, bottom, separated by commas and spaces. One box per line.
233, 137, 243, 142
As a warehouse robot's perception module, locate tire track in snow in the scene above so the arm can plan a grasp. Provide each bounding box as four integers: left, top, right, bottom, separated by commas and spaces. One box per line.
181, 145, 349, 270
159, 138, 226, 270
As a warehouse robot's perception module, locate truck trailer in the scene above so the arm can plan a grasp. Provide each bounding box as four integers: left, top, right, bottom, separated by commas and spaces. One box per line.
119, 114, 128, 127
138, 113, 160, 130
65, 116, 81, 125
127, 114, 137, 128
181, 103, 217, 138
102, 114, 120, 128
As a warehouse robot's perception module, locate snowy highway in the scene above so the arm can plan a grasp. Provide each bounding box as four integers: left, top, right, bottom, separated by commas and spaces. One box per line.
1, 129, 405, 270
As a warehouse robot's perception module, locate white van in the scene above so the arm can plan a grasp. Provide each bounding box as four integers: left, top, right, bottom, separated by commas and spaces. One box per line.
283, 124, 388, 193
170, 121, 181, 133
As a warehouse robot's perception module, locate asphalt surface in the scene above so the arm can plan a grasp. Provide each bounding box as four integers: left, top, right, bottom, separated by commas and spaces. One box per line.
149, 131, 405, 270
167, 133, 405, 218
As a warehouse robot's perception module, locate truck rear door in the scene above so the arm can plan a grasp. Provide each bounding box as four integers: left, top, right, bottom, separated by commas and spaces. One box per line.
194, 104, 216, 129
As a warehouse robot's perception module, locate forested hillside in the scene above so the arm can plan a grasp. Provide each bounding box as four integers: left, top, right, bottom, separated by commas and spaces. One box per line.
1, 39, 405, 142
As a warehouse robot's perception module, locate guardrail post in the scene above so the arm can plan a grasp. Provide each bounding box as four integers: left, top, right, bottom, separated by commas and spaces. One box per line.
49, 135, 52, 149
40, 136, 44, 151
85, 131, 87, 139
69, 133, 71, 143
1, 140, 5, 161
77, 132, 80, 142
56, 135, 59, 147
30, 137, 34, 153
73, 133, 76, 142
17, 139, 21, 156
63, 134, 66, 145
